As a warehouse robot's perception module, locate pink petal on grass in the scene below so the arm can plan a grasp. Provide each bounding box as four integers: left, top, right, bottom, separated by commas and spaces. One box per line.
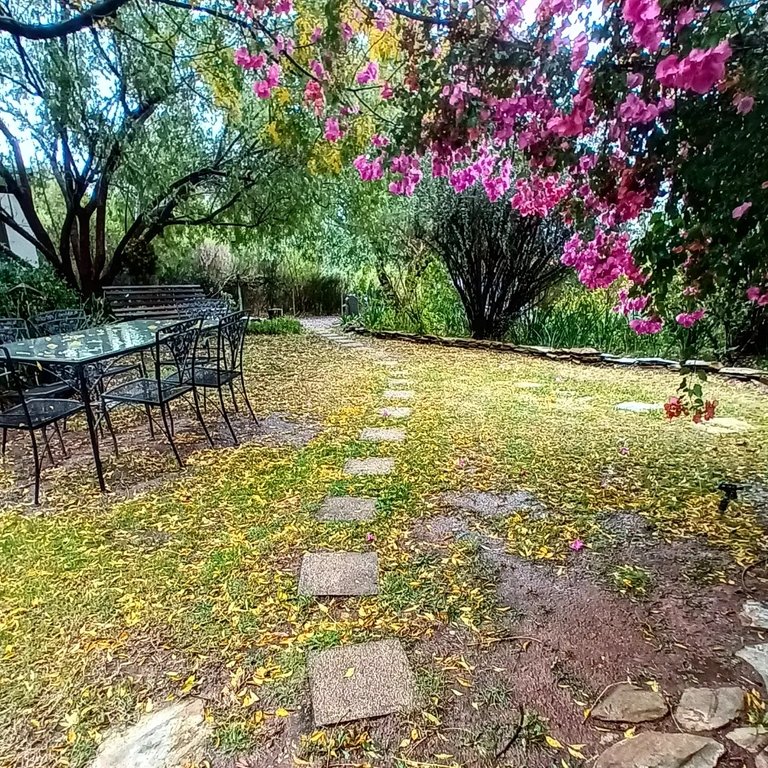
733, 201, 752, 219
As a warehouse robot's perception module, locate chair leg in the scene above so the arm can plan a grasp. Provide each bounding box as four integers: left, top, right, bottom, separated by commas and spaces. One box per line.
29, 430, 41, 505
41, 426, 55, 466
159, 403, 183, 467
102, 402, 119, 456
144, 404, 155, 438
1, 427, 6, 459
53, 421, 67, 458
167, 403, 175, 436
239, 374, 257, 422
192, 388, 214, 447
218, 386, 238, 445
228, 380, 240, 413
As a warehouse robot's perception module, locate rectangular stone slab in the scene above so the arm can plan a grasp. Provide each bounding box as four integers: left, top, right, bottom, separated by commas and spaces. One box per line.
383, 390, 414, 400
359, 427, 406, 443
377, 407, 411, 419
308, 639, 417, 726
298, 552, 379, 596
316, 496, 377, 522
343, 457, 395, 475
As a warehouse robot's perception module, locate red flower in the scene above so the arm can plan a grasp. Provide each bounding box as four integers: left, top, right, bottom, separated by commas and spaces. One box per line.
664, 396, 684, 419
703, 400, 717, 421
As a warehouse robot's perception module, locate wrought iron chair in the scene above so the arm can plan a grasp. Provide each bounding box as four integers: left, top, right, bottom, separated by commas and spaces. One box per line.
180, 298, 232, 321
100, 318, 213, 465
0, 348, 84, 504
0, 317, 31, 344
30, 309, 89, 336
168, 312, 255, 445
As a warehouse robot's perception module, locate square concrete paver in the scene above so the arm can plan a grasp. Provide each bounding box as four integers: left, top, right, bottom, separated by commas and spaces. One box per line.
383, 390, 414, 400
316, 496, 377, 521
299, 552, 379, 596
359, 427, 406, 443
378, 407, 412, 419
308, 639, 417, 726
344, 457, 395, 476
388, 379, 411, 388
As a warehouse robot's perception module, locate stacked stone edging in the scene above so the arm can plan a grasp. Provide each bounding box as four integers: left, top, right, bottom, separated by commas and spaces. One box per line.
346, 326, 768, 386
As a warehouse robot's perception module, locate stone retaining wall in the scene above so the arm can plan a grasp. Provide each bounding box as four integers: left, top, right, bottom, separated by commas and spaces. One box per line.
346, 325, 768, 386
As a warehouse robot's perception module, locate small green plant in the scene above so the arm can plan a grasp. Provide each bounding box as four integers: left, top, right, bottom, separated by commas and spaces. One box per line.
299, 726, 377, 761
745, 690, 768, 728
518, 709, 550, 748
611, 564, 653, 598
247, 317, 303, 335
215, 721, 255, 754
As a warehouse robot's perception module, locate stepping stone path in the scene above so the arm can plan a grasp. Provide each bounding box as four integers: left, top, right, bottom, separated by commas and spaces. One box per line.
727, 726, 768, 753
316, 496, 376, 522
741, 600, 768, 628
298, 318, 416, 733
594, 732, 724, 768
736, 643, 768, 688
694, 416, 753, 435
359, 427, 406, 442
91, 699, 209, 768
383, 389, 414, 400
308, 639, 416, 726
514, 381, 544, 389
615, 401, 663, 412
378, 407, 412, 419
674, 687, 744, 732
344, 457, 395, 476
299, 552, 379, 596
591, 683, 668, 723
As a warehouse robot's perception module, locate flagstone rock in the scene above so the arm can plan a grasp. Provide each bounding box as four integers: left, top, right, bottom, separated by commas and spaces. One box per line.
383, 389, 414, 400
594, 732, 724, 768
514, 381, 544, 389
675, 687, 744, 732
615, 401, 663, 412
591, 683, 668, 723
694, 417, 753, 435
308, 639, 416, 726
726, 726, 768, 754
359, 427, 406, 443
388, 379, 411, 388
378, 407, 411, 419
91, 699, 209, 768
736, 644, 768, 689
316, 497, 376, 522
741, 601, 768, 629
343, 457, 395, 476
298, 552, 378, 596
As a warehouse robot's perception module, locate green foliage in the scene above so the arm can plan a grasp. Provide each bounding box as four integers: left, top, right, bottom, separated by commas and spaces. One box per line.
247, 317, 303, 335
0, 256, 79, 319
510, 283, 682, 356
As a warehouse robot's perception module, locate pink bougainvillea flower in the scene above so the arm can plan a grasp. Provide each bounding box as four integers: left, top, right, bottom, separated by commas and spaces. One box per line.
664, 396, 684, 419
675, 6, 696, 31
732, 201, 752, 219
371, 133, 389, 148
366, 532, 375, 542
618, 445, 630, 456
675, 308, 706, 328
456, 457, 468, 469
323, 117, 342, 142
380, 82, 394, 100
341, 21, 354, 41
656, 41, 732, 94
569, 539, 585, 551
273, 0, 292, 14
353, 154, 384, 181
703, 400, 717, 420
622, 0, 663, 52
627, 72, 644, 89
629, 316, 664, 334
733, 92, 755, 115
310, 26, 323, 43
570, 32, 589, 71
309, 58, 326, 80
356, 61, 379, 84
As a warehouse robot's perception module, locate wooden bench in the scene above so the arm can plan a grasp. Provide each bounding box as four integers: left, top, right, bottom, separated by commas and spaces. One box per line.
103, 285, 207, 321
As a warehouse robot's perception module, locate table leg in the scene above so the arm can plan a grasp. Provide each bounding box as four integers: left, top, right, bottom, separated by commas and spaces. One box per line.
80, 366, 106, 492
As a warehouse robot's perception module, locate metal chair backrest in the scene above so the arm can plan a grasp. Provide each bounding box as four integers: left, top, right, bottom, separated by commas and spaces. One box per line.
0, 347, 34, 423
215, 312, 248, 382
181, 298, 231, 321
155, 317, 201, 391
31, 309, 88, 336
0, 317, 31, 344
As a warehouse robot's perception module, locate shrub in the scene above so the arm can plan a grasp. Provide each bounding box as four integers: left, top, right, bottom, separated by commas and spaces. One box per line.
247, 317, 303, 335
0, 255, 80, 320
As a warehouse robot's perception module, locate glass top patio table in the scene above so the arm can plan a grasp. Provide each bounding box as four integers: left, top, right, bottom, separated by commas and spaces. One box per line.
1, 318, 217, 494
2, 319, 178, 365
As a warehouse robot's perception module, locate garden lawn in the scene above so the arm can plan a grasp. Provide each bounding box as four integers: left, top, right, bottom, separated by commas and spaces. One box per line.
0, 331, 767, 768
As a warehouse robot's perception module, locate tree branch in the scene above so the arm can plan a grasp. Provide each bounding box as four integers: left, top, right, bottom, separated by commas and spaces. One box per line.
0, 0, 131, 40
